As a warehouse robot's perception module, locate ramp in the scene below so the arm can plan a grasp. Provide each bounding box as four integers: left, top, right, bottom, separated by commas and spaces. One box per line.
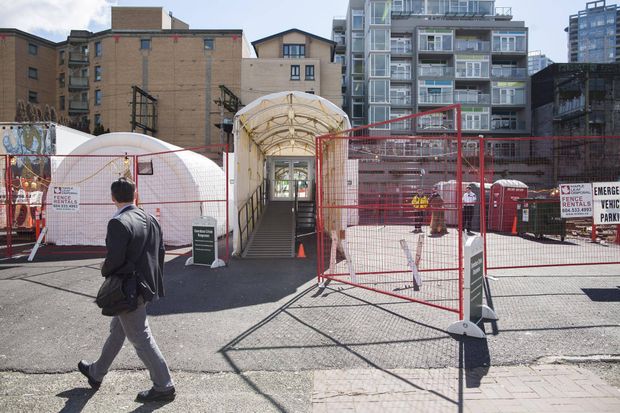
242, 202, 295, 258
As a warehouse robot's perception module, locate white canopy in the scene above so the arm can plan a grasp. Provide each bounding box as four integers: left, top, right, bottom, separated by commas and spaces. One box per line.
232, 91, 350, 253
46, 132, 228, 246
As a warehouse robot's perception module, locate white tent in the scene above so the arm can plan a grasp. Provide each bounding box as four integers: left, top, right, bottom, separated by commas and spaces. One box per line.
46, 132, 229, 246
232, 91, 350, 254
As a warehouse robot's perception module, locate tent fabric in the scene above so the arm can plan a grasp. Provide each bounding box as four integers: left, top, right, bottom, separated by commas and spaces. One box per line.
232, 91, 350, 254
46, 132, 227, 247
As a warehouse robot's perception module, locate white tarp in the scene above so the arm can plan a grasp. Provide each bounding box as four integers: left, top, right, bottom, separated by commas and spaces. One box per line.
46, 132, 229, 246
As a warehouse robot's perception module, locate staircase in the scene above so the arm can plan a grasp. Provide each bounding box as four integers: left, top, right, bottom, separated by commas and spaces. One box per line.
296, 201, 316, 233
242, 202, 295, 258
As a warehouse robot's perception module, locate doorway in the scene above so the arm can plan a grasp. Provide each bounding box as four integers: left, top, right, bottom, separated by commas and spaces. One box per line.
268, 157, 314, 201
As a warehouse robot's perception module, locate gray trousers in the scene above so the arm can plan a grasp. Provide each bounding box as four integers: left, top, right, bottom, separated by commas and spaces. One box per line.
90, 302, 174, 391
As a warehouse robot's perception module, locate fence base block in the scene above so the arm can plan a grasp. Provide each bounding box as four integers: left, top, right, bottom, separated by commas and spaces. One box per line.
481, 304, 499, 320
447, 320, 486, 339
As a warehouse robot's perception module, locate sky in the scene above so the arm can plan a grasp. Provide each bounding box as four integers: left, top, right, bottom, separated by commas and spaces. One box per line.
0, 0, 600, 62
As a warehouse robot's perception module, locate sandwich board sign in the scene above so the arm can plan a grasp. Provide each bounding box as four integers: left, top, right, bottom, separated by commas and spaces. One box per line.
447, 235, 498, 338
185, 216, 225, 268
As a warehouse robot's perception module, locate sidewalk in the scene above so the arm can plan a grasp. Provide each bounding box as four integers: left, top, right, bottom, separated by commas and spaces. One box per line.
1, 363, 619, 412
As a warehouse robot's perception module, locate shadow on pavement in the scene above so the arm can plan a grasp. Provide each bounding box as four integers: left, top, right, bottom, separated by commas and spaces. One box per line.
56, 387, 96, 413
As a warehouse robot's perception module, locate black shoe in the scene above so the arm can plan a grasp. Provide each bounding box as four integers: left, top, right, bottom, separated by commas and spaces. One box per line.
136, 387, 176, 403
78, 360, 101, 390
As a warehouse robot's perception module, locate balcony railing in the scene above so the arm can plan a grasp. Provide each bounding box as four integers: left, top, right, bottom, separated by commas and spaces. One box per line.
454, 91, 491, 104
390, 96, 412, 105
556, 95, 585, 116
68, 52, 89, 65
391, 71, 412, 81
418, 92, 453, 105
492, 90, 526, 105
456, 68, 489, 78
491, 119, 526, 131
391, 45, 413, 54
495, 7, 513, 17
491, 67, 528, 78
68, 100, 88, 112
455, 40, 490, 52
418, 66, 454, 77
417, 119, 455, 131
68, 76, 89, 89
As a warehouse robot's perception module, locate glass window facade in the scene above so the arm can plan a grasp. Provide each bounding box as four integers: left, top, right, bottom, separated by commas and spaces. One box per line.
370, 54, 389, 76
369, 79, 389, 102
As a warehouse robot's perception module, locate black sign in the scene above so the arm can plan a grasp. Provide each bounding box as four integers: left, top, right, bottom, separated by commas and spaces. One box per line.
192, 225, 215, 265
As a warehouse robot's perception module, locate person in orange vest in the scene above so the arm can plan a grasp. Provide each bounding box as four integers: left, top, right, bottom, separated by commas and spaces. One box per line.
410, 187, 428, 233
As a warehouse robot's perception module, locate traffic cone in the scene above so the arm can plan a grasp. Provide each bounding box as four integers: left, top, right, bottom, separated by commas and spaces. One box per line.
297, 243, 307, 258
511, 215, 517, 235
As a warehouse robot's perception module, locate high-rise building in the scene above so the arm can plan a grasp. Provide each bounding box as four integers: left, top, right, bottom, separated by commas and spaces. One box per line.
528, 51, 554, 75
566, 0, 620, 63
333, 0, 531, 136
0, 7, 250, 148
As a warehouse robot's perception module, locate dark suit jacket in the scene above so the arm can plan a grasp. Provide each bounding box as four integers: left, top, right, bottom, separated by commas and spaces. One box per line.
101, 205, 165, 301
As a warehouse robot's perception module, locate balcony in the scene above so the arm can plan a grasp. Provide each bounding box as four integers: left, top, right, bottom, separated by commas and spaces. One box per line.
418, 92, 453, 105
417, 119, 455, 131
390, 95, 412, 105
390, 71, 412, 81
491, 119, 526, 131
455, 40, 490, 52
455, 68, 489, 79
556, 95, 585, 116
68, 52, 89, 66
492, 90, 526, 105
68, 76, 89, 90
418, 66, 454, 77
495, 7, 513, 18
391, 45, 413, 54
491, 67, 528, 79
68, 100, 89, 114
454, 91, 491, 104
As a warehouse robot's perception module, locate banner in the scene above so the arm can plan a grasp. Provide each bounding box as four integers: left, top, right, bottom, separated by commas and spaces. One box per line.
559, 183, 593, 218
51, 186, 80, 212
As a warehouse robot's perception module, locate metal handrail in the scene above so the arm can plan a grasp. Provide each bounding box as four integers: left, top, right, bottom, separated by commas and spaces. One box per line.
237, 179, 267, 253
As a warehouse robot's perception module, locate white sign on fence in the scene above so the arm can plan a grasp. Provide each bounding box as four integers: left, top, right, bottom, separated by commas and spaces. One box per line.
592, 182, 620, 225
51, 186, 80, 212
559, 183, 593, 218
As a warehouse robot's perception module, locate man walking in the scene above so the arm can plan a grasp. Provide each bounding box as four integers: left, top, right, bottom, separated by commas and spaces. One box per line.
462, 185, 477, 235
410, 187, 428, 233
78, 178, 175, 403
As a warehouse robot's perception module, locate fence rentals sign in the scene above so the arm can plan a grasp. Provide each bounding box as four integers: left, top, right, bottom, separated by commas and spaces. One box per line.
559, 183, 593, 219
51, 186, 80, 212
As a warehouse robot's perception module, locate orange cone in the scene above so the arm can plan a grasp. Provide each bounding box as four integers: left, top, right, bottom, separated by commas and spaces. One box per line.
511, 215, 517, 235
297, 243, 307, 258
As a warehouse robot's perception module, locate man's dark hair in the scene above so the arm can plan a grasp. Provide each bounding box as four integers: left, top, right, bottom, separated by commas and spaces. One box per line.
111, 177, 135, 203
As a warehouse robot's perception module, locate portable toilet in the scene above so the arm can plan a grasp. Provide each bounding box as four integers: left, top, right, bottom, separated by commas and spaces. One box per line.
437, 180, 491, 231
487, 179, 528, 232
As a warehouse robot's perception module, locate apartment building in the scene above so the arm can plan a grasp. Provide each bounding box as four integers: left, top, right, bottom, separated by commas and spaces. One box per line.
241, 29, 342, 107
0, 7, 251, 148
567, 0, 620, 63
333, 0, 531, 137
528, 51, 554, 76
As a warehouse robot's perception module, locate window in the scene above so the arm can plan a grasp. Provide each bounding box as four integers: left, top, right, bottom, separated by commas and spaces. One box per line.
140, 39, 151, 50
59, 96, 65, 111
352, 32, 364, 52
369, 79, 388, 103
390, 85, 411, 105
95, 89, 102, 105
352, 57, 364, 75
59, 50, 65, 65
305, 65, 315, 80
390, 61, 411, 80
370, 29, 389, 51
352, 98, 365, 118
370, 54, 389, 76
352, 9, 364, 30
290, 65, 300, 80
370, 1, 390, 25
28, 43, 38, 55
28, 67, 38, 79
59, 73, 65, 88
94, 114, 101, 126
369, 106, 389, 127
419, 30, 453, 52
352, 80, 365, 96
283, 44, 305, 58
95, 41, 102, 57
28, 91, 38, 103
95, 66, 102, 82
204, 38, 214, 50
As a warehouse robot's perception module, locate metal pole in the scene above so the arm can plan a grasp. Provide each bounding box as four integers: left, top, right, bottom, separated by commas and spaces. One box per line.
479, 135, 488, 277
455, 105, 464, 320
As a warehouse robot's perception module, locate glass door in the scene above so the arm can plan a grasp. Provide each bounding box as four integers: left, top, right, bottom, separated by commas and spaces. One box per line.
270, 158, 313, 201
273, 160, 292, 200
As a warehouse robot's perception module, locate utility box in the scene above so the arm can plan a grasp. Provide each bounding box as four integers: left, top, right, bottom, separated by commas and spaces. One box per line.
488, 180, 528, 232
516, 199, 566, 241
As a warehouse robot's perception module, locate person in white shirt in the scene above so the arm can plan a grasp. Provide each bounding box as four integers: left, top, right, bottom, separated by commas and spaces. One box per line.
462, 185, 477, 234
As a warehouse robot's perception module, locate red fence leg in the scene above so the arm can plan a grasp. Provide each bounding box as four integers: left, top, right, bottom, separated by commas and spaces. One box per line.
591, 223, 597, 242
616, 225, 620, 245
